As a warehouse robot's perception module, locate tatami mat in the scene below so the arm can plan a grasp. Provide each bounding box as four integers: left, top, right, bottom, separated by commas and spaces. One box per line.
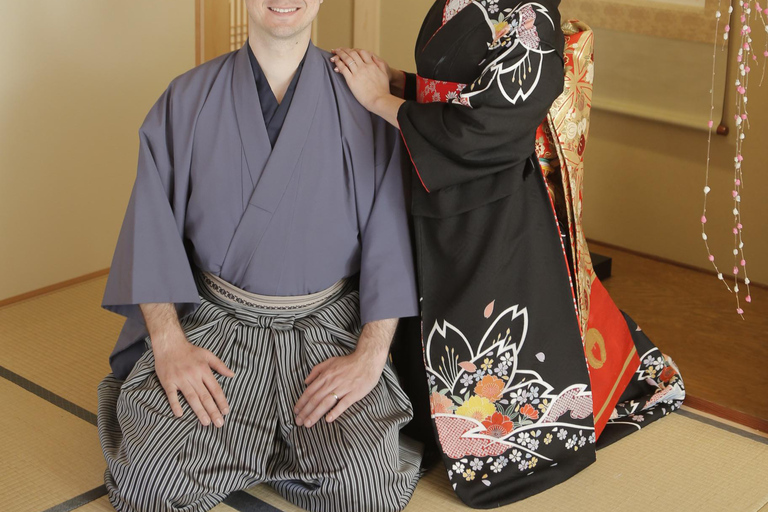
0, 379, 105, 512
1, 276, 767, 512
0, 276, 121, 413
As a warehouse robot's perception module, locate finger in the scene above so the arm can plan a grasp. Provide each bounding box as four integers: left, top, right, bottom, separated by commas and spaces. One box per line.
334, 49, 358, 70
164, 385, 184, 417
303, 392, 340, 428
326, 393, 355, 422
304, 359, 330, 385
203, 372, 230, 416
206, 352, 235, 378
372, 57, 389, 75
346, 49, 364, 65
193, 379, 224, 427
180, 383, 211, 427
358, 49, 374, 64
296, 377, 339, 425
294, 372, 331, 418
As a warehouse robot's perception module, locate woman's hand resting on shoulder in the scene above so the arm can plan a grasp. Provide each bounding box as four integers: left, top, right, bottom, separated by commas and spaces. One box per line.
331, 48, 405, 127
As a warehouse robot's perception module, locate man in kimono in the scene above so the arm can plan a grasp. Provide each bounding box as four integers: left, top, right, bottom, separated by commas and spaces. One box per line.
96, 1, 424, 511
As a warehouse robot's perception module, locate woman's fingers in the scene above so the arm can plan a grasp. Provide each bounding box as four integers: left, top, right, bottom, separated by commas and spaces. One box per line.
357, 49, 374, 64
334, 48, 359, 70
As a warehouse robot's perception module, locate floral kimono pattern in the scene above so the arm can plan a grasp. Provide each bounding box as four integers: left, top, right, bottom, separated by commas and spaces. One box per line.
396, 1, 685, 507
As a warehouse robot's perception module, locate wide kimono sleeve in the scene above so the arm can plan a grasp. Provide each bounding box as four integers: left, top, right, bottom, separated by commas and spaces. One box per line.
101, 86, 201, 323
397, 1, 565, 193
357, 115, 420, 326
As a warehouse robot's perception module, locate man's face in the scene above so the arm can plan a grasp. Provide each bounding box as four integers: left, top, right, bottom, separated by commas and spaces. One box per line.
246, 0, 322, 41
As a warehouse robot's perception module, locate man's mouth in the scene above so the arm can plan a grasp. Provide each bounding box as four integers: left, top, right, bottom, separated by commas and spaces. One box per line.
269, 6, 300, 13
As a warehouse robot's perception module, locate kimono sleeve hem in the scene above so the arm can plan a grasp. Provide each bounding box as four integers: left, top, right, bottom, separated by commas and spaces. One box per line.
397, 101, 431, 194
360, 303, 420, 326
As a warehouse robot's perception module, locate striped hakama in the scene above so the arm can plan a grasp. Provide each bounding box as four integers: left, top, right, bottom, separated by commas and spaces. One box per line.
97, 270, 423, 512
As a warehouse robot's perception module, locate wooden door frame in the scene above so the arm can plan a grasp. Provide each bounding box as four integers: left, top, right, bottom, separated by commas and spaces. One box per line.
353, 0, 380, 53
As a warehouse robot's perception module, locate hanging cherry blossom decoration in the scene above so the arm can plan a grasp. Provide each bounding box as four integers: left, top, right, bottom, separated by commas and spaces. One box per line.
702, 0, 767, 318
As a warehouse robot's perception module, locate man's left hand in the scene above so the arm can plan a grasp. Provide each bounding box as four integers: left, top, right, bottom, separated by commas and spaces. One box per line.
294, 347, 389, 427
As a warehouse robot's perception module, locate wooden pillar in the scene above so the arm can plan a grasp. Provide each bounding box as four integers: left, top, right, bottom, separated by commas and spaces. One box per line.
353, 0, 380, 53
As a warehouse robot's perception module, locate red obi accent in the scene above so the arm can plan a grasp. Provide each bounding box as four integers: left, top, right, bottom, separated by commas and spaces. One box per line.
416, 75, 469, 105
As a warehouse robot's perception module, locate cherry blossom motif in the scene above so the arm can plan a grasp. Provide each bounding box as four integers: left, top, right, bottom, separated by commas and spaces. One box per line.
484, 300, 495, 318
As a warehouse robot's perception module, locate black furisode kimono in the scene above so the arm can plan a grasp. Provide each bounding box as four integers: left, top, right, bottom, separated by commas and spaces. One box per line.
389, 0, 685, 508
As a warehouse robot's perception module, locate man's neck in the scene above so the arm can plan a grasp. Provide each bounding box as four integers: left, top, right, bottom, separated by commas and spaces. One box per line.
248, 30, 310, 104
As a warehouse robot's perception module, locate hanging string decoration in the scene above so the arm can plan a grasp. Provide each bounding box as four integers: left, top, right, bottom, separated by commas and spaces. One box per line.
702, 0, 767, 318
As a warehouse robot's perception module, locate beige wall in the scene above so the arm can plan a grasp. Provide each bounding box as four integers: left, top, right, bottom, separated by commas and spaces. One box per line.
317, 0, 354, 50
0, 1, 196, 300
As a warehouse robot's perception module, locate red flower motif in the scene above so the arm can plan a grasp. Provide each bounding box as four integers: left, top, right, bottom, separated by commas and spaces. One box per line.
481, 412, 515, 438
659, 366, 678, 383
520, 403, 539, 420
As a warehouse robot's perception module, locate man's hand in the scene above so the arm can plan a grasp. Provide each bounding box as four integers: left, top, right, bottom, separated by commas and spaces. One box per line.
294, 318, 398, 427
140, 303, 236, 428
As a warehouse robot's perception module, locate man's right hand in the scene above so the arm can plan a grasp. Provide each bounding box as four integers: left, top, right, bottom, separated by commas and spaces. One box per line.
140, 303, 235, 428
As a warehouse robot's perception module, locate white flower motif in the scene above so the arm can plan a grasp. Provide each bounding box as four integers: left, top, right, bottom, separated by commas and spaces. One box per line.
452, 462, 465, 473
509, 449, 522, 463
557, 429, 568, 440
470, 458, 483, 471
490, 456, 508, 473
585, 62, 594, 84
565, 121, 579, 140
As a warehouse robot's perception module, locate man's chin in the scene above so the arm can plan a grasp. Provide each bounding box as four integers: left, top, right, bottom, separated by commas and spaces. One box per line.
264, 24, 311, 41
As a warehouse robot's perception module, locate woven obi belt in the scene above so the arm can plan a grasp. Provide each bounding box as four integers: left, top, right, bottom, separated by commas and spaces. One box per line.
415, 75, 557, 164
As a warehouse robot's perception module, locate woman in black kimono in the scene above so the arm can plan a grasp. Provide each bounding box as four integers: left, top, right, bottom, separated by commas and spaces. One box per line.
331, 0, 685, 507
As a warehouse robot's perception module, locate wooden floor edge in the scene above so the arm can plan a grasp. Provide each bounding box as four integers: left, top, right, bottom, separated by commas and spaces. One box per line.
683, 395, 768, 433
0, 268, 110, 308
587, 238, 768, 290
